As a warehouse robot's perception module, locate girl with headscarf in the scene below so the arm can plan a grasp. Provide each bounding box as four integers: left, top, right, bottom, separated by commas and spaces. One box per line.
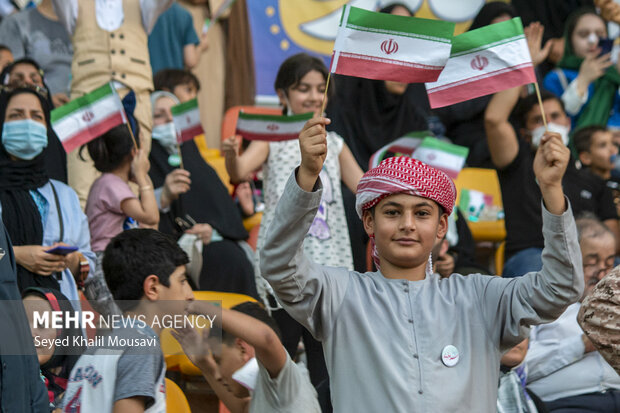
148, 90, 258, 299
22, 287, 82, 411
435, 1, 517, 168
543, 8, 620, 129
1, 57, 67, 182
0, 85, 94, 304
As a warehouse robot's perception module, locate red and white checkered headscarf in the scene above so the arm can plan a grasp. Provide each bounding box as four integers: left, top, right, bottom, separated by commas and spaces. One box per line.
355, 156, 456, 218
355, 156, 456, 271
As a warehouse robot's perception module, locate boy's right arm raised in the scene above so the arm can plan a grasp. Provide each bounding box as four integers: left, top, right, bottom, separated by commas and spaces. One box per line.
260, 117, 350, 340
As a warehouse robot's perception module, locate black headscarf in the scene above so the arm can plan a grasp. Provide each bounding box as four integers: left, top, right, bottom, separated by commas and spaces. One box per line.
0, 87, 60, 291
468, 1, 517, 31
149, 139, 248, 241
1, 58, 67, 182
22, 287, 82, 405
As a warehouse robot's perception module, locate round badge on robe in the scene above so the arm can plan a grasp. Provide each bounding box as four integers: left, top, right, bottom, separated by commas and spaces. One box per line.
168, 154, 181, 167
441, 345, 459, 367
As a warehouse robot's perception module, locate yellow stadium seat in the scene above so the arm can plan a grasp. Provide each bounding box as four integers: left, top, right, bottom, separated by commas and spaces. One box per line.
165, 378, 191, 413
495, 241, 506, 276
453, 168, 506, 242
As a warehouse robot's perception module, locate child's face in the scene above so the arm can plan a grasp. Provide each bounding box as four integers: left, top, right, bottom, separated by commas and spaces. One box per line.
580, 233, 615, 299
571, 14, 606, 58
9, 63, 44, 88
157, 266, 195, 314
278, 69, 326, 116
172, 83, 198, 103
363, 194, 447, 270
582, 130, 617, 173
23, 295, 57, 365
212, 340, 251, 398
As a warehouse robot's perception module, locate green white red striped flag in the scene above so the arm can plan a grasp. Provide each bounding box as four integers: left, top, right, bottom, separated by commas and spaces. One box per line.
330, 5, 454, 83
425, 17, 536, 108
412, 137, 469, 179
171, 98, 204, 143
235, 112, 313, 142
50, 83, 126, 153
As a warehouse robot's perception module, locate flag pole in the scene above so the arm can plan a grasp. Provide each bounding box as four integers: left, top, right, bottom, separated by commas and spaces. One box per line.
126, 122, 139, 150
176, 142, 185, 170
533, 82, 548, 131
319, 72, 332, 117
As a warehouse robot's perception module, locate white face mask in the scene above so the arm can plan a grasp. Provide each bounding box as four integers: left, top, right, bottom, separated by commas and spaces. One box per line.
531, 122, 570, 148
152, 122, 177, 148
232, 357, 259, 392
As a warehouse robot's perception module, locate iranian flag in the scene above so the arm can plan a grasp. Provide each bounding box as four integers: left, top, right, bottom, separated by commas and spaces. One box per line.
425, 17, 536, 108
411, 137, 469, 179
51, 83, 126, 153
171, 98, 204, 143
368, 132, 430, 169
329, 5, 454, 83
235, 112, 313, 142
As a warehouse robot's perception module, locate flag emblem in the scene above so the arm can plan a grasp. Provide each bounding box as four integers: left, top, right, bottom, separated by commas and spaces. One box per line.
381, 39, 398, 55
82, 111, 95, 122
470, 55, 488, 71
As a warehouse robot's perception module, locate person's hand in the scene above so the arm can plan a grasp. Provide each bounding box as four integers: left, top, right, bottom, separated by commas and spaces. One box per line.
162, 169, 191, 208
524, 22, 552, 67
52, 93, 70, 108
582, 334, 597, 353
435, 252, 455, 278
14, 244, 67, 276
578, 51, 612, 88
221, 136, 240, 159
533, 132, 570, 188
297, 117, 330, 191
171, 326, 219, 376
130, 148, 150, 183
235, 182, 255, 216
186, 223, 213, 245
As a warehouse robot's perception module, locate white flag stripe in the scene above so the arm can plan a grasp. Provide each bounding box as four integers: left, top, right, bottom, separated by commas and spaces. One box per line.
426, 38, 531, 92
53, 95, 123, 142
336, 25, 451, 69
413, 147, 465, 172
173, 109, 201, 130
450, 34, 524, 58
236, 118, 308, 135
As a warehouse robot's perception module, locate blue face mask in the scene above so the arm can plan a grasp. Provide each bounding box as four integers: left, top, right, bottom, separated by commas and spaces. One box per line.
2, 119, 48, 160
152, 122, 177, 149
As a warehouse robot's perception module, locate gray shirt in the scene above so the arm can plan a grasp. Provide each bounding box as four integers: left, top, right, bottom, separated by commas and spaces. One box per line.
251, 353, 321, 413
260, 172, 584, 413
0, 8, 73, 95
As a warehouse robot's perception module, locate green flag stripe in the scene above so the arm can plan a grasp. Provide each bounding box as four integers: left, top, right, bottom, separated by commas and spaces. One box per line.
420, 138, 468, 157
450, 17, 524, 55
170, 98, 199, 115
347, 6, 453, 43
238, 112, 313, 123
451, 35, 524, 58
51, 83, 113, 122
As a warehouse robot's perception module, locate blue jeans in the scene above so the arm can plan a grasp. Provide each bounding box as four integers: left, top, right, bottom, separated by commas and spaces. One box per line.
502, 247, 543, 278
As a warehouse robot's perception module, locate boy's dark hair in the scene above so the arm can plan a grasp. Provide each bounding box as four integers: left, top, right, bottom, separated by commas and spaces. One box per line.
103, 229, 189, 307
153, 69, 201, 92
274, 53, 333, 101
573, 125, 608, 155
82, 123, 140, 172
220, 302, 282, 345
0, 44, 11, 54
514, 91, 565, 129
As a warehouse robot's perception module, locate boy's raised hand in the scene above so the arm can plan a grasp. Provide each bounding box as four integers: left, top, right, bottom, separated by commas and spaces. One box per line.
533, 132, 570, 215
171, 325, 219, 378
297, 116, 330, 191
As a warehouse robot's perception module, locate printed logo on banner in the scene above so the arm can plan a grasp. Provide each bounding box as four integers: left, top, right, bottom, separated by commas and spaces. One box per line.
380, 39, 399, 55
470, 55, 489, 71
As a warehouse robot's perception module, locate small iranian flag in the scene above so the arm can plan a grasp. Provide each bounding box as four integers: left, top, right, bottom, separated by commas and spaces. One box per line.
425, 17, 536, 108
411, 137, 469, 179
51, 83, 126, 153
368, 132, 431, 169
235, 112, 313, 142
171, 98, 204, 143
330, 5, 454, 83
